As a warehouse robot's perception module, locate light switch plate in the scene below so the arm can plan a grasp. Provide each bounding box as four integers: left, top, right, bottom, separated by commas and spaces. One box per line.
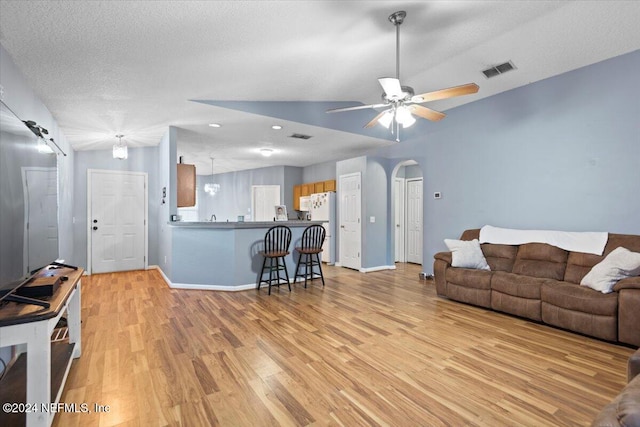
370, 216, 375, 223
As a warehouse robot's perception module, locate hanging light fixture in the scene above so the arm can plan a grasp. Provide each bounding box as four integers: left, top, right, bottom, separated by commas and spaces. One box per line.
36, 137, 54, 154
204, 157, 220, 196
113, 134, 128, 159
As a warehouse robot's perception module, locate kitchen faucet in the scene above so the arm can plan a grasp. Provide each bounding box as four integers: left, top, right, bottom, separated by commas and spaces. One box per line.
210, 214, 216, 222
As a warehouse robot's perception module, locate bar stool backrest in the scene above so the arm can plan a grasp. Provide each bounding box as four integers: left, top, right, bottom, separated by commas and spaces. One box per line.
264, 225, 292, 255
300, 225, 326, 252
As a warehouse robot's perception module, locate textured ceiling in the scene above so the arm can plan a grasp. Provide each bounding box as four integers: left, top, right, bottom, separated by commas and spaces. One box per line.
1, 1, 639, 174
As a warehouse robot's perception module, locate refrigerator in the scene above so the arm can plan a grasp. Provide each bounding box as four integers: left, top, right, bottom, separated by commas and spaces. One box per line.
309, 191, 336, 264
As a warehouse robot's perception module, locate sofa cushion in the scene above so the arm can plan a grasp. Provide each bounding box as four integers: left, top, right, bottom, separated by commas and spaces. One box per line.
541, 281, 618, 316
565, 233, 640, 284
445, 239, 490, 270
580, 247, 640, 294
481, 244, 518, 272
512, 243, 568, 280
591, 372, 640, 427
491, 271, 547, 299
446, 267, 492, 290
565, 251, 603, 284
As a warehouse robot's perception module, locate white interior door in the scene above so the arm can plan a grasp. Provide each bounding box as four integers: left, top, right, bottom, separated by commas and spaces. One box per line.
406, 178, 423, 264
339, 173, 361, 270
251, 185, 280, 221
22, 167, 58, 274
89, 170, 147, 274
394, 178, 405, 263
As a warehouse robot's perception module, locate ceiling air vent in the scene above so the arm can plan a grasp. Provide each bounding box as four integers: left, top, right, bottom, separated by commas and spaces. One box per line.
289, 133, 312, 140
482, 61, 516, 79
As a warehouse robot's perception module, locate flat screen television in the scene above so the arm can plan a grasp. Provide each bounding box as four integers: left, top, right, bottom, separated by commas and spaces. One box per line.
0, 100, 59, 305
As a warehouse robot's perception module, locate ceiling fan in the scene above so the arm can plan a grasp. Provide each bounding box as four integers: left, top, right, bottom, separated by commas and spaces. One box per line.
326, 11, 479, 141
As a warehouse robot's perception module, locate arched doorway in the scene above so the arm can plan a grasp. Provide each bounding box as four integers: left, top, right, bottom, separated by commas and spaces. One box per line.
391, 160, 423, 265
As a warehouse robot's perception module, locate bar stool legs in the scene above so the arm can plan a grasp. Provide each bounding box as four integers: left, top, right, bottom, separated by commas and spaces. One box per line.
293, 224, 326, 289
257, 225, 292, 295
259, 255, 291, 295
294, 251, 325, 288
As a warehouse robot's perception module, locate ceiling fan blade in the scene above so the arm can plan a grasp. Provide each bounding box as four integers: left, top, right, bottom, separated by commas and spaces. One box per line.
378, 77, 403, 99
410, 105, 446, 121
363, 110, 389, 128
411, 83, 479, 103
326, 103, 388, 113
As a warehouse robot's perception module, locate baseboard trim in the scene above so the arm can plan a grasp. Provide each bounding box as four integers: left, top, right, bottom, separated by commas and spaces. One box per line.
150, 265, 310, 292
170, 282, 257, 292
359, 265, 397, 273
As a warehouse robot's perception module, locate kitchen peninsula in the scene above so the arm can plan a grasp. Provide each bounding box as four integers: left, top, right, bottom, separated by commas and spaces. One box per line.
167, 220, 324, 290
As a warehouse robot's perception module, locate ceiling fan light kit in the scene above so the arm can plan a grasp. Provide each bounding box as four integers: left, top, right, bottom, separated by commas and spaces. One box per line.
327, 10, 479, 142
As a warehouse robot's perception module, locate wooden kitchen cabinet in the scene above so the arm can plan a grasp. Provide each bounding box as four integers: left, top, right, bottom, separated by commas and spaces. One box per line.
293, 185, 301, 211
314, 181, 324, 193
301, 184, 311, 197
177, 163, 196, 207
323, 179, 336, 192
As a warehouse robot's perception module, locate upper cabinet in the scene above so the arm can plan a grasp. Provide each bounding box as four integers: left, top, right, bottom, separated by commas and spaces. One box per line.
323, 179, 336, 192
293, 179, 336, 210
293, 185, 302, 211
177, 163, 196, 207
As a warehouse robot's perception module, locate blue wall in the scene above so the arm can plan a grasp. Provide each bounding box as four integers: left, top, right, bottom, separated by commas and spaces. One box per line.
302, 160, 336, 183
191, 165, 303, 222
73, 147, 160, 269
375, 50, 640, 273
158, 127, 177, 279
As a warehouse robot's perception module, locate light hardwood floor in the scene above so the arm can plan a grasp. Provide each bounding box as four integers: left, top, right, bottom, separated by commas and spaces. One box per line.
54, 263, 634, 427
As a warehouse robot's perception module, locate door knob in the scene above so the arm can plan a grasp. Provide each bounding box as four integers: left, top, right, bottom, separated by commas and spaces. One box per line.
93, 226, 98, 231
93, 219, 98, 223
340, 225, 345, 228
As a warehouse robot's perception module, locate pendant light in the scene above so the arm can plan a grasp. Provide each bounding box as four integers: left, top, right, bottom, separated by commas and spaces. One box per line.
113, 134, 128, 159
204, 157, 220, 195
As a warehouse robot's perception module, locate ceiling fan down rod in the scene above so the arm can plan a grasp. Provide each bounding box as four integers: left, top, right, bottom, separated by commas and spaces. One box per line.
389, 11, 406, 80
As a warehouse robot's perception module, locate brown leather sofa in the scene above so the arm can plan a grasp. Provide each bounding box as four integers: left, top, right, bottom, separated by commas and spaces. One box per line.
592, 348, 640, 426
433, 229, 640, 346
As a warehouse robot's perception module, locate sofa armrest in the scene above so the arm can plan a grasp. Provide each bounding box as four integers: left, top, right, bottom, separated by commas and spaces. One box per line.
433, 252, 452, 297
613, 276, 640, 292
434, 251, 452, 264
630, 348, 640, 382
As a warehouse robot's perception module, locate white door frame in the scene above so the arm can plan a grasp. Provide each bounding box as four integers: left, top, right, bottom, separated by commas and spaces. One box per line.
394, 177, 406, 263
338, 172, 362, 270
87, 169, 148, 275
405, 177, 423, 264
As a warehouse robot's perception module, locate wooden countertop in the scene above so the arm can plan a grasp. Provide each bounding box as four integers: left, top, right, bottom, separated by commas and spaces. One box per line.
0, 266, 84, 327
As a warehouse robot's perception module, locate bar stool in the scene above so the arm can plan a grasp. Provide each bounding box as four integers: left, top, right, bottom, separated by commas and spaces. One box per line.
257, 225, 292, 295
294, 224, 326, 288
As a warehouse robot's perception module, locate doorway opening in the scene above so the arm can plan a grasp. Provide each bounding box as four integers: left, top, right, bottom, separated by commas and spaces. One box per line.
87, 169, 148, 274
391, 160, 423, 266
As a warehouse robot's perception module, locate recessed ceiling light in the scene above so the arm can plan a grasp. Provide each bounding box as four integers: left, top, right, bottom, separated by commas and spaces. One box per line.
271, 125, 282, 130
260, 148, 274, 157
208, 123, 221, 128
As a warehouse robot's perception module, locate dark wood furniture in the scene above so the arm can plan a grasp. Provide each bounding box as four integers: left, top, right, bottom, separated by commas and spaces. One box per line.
0, 266, 83, 427
294, 224, 326, 288
257, 226, 292, 295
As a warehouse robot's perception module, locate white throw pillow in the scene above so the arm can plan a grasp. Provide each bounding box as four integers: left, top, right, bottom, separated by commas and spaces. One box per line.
444, 239, 491, 270
580, 247, 640, 294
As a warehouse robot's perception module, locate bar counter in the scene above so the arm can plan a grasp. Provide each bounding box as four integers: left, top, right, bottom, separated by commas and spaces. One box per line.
165, 220, 323, 290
